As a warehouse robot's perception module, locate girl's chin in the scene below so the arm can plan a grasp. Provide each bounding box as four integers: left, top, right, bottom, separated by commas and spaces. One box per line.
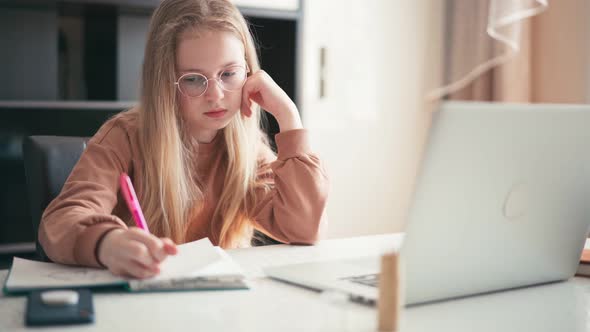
199, 116, 234, 130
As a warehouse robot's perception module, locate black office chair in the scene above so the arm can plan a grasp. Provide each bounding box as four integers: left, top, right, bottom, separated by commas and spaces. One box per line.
23, 136, 89, 261
22, 135, 280, 261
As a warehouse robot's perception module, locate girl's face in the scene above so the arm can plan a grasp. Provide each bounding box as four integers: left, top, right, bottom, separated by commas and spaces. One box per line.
175, 29, 246, 142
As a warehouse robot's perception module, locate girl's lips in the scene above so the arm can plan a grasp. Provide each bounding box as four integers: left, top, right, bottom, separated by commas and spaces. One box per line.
204, 109, 227, 118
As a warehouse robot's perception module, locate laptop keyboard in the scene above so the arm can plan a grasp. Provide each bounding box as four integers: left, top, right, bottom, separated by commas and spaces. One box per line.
341, 273, 379, 288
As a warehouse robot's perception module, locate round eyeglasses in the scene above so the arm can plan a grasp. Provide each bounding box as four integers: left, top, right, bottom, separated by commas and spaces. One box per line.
175, 65, 249, 98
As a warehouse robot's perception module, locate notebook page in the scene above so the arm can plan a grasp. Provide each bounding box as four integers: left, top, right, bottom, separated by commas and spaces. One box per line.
6, 238, 234, 292
127, 247, 248, 291
5, 258, 125, 290
127, 241, 248, 291
189, 247, 245, 277
139, 238, 222, 281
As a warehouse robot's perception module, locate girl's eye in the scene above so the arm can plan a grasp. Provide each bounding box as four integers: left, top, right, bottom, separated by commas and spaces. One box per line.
182, 75, 206, 85
221, 71, 237, 78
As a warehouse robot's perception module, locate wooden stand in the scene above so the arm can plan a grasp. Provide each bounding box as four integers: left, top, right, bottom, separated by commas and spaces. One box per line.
377, 252, 400, 332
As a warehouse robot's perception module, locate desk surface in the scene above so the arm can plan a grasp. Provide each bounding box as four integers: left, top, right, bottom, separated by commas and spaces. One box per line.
1, 233, 589, 332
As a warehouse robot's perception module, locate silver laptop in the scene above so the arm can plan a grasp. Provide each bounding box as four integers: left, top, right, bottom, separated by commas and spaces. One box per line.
264, 101, 590, 306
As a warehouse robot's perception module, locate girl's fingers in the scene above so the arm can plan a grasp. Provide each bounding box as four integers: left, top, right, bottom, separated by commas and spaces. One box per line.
242, 83, 255, 116
242, 70, 295, 119
249, 91, 264, 105
241, 73, 265, 114
125, 243, 157, 267
161, 238, 178, 255
126, 228, 167, 262
120, 260, 159, 279
241, 99, 252, 117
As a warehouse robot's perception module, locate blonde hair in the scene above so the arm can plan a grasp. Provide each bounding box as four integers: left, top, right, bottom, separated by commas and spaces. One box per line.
138, 0, 268, 247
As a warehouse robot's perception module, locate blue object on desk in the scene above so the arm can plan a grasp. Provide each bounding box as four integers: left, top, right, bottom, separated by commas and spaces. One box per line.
25, 289, 94, 326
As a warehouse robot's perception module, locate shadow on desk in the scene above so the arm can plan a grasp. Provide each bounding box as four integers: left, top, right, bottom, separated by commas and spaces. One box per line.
403, 280, 586, 332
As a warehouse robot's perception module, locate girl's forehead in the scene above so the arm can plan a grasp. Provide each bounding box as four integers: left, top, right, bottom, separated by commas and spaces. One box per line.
176, 29, 245, 71
178, 29, 243, 54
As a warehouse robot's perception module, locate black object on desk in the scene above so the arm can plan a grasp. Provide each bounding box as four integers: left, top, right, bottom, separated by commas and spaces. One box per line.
25, 288, 94, 326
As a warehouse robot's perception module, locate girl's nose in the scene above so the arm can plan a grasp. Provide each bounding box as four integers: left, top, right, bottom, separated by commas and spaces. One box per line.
204, 79, 225, 101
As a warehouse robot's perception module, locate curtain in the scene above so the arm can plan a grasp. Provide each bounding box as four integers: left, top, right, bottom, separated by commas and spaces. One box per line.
428, 0, 548, 102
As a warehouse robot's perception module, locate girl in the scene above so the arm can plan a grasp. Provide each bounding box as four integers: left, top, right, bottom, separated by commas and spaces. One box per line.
39, 0, 329, 279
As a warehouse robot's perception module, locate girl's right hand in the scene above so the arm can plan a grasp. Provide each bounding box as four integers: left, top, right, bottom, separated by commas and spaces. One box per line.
97, 228, 178, 279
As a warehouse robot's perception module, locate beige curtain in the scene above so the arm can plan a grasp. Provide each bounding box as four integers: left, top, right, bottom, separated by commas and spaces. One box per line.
429, 0, 590, 104
429, 0, 547, 102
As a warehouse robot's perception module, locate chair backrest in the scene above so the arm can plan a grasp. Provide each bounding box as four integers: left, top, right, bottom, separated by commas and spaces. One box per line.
22, 135, 281, 261
23, 136, 89, 260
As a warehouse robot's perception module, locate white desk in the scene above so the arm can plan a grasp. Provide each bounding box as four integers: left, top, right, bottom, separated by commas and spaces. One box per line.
1, 233, 589, 332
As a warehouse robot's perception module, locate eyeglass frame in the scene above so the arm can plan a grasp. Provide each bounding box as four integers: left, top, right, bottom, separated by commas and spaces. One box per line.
174, 64, 250, 98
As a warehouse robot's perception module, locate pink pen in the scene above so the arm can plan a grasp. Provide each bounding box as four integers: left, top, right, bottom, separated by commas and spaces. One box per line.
119, 173, 150, 232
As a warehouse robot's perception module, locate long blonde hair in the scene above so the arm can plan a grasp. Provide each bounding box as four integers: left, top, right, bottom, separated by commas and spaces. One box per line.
138, 0, 267, 247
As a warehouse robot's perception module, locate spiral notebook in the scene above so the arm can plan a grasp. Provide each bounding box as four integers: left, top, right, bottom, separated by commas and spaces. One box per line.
3, 238, 248, 295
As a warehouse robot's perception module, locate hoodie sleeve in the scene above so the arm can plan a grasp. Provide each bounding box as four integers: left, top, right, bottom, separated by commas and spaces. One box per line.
250, 129, 329, 244
38, 116, 135, 267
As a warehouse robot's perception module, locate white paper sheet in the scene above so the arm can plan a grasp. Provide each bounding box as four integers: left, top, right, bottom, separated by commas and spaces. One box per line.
4, 238, 238, 292
5, 258, 125, 289
145, 238, 222, 280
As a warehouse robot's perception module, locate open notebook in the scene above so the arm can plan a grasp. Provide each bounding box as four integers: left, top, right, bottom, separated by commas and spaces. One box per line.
3, 238, 248, 295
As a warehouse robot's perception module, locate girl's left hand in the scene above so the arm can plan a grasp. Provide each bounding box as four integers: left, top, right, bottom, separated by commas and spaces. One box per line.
241, 70, 303, 132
